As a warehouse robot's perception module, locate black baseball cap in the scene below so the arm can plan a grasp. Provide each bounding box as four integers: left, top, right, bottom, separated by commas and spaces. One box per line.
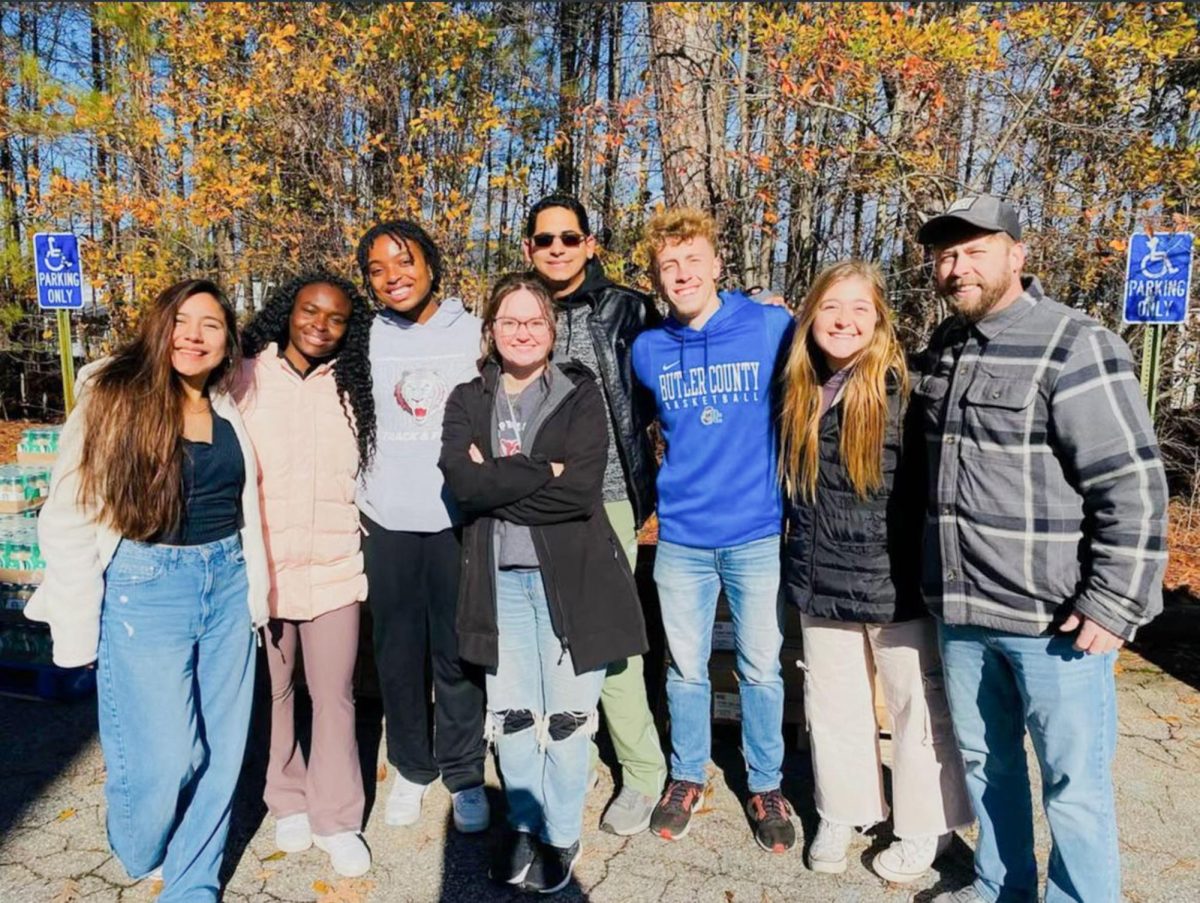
917, 194, 1022, 245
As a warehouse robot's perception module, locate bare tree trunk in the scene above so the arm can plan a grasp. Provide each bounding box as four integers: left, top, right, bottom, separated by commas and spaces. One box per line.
554, 0, 580, 194
646, 2, 729, 213
734, 3, 753, 285
17, 8, 40, 209
368, 98, 391, 209
599, 2, 622, 234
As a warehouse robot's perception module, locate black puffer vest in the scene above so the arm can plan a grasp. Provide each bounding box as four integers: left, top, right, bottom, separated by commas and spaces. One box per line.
781, 378, 925, 623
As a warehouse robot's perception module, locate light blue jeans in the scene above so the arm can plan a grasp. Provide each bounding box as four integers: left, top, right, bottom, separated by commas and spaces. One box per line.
97, 535, 256, 903
654, 535, 784, 793
487, 568, 606, 848
939, 622, 1120, 903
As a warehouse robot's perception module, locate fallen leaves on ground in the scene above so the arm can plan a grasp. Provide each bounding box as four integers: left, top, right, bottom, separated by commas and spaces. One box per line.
1166, 501, 1200, 594
50, 879, 80, 903
313, 878, 375, 902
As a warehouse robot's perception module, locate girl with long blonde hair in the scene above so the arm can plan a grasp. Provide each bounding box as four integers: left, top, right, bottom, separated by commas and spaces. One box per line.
778, 262, 972, 883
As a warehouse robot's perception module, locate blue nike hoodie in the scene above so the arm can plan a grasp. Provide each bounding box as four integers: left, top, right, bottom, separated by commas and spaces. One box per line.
632, 290, 793, 548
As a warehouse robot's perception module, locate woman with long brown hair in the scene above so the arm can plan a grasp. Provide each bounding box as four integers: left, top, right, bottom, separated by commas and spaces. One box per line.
777, 261, 971, 882
25, 279, 269, 903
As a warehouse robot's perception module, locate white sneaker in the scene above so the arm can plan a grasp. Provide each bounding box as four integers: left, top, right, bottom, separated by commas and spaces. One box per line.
872, 833, 952, 884
313, 831, 371, 878
385, 772, 432, 827
807, 819, 854, 873
451, 784, 491, 834
275, 812, 312, 853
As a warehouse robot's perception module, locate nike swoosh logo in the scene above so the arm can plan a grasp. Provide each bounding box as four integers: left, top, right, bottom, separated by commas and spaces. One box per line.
661, 360, 681, 372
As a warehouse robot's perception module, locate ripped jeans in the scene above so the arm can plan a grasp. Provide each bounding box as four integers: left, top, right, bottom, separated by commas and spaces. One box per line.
800, 613, 972, 837
487, 568, 606, 848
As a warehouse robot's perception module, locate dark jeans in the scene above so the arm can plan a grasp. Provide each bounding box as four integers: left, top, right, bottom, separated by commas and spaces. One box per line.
362, 515, 486, 792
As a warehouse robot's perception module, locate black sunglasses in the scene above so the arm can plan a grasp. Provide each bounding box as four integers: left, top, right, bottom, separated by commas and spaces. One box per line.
531, 231, 586, 249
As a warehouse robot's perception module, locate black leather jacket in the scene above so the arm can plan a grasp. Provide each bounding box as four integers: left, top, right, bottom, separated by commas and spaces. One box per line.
557, 260, 661, 527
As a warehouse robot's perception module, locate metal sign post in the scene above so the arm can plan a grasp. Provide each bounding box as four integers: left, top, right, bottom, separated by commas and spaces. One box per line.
1138, 323, 1164, 419
32, 232, 85, 415
1122, 231, 1193, 417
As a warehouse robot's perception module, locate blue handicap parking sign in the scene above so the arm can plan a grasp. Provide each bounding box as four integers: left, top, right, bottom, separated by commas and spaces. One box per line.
33, 232, 85, 310
1123, 232, 1192, 324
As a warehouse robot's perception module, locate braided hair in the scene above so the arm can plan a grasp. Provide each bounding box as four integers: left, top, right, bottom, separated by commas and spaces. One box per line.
241, 271, 376, 473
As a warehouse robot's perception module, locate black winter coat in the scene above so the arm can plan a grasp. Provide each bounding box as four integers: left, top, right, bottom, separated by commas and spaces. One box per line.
438, 360, 648, 674
781, 379, 925, 623
557, 260, 661, 528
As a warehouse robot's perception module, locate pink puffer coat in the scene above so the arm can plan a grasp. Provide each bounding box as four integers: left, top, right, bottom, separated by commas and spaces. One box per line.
234, 347, 367, 620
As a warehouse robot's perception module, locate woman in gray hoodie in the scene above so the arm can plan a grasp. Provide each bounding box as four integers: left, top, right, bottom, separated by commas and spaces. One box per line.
355, 220, 489, 834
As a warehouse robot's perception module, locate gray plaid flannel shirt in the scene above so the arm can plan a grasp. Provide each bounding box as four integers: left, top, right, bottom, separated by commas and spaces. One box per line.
915, 276, 1168, 640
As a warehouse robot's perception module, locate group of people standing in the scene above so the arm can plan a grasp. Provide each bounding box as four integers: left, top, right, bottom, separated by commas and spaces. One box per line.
25, 190, 1167, 903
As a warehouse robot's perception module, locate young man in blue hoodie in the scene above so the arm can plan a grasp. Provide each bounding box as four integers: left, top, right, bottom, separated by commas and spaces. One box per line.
632, 208, 796, 853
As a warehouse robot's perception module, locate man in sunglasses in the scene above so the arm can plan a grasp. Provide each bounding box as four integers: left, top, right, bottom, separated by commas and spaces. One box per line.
522, 193, 668, 837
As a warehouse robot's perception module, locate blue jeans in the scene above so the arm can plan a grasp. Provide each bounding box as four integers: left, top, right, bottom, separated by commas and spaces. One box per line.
654, 536, 784, 793
487, 569, 606, 847
97, 535, 256, 903
938, 622, 1120, 903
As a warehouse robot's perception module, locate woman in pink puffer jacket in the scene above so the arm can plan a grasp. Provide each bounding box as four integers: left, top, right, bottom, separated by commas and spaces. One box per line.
234, 271, 376, 878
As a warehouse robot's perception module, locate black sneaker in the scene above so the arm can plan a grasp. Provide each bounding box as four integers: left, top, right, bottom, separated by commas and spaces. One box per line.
521, 840, 581, 895
489, 829, 537, 885
746, 789, 796, 853
649, 779, 706, 841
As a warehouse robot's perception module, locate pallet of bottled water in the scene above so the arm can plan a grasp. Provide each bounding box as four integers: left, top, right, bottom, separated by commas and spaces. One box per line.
16, 426, 61, 465
0, 464, 51, 514
0, 516, 43, 583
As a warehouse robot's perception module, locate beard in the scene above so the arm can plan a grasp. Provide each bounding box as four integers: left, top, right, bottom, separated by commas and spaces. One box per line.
939, 273, 1010, 322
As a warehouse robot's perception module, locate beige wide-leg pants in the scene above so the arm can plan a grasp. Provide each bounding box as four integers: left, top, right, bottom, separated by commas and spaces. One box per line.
800, 613, 973, 838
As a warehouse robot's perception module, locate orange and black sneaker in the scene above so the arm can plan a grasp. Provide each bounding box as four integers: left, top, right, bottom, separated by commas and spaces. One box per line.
649, 779, 706, 841
746, 789, 796, 853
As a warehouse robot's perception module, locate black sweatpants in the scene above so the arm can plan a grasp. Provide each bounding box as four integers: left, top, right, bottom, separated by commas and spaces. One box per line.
362, 514, 486, 792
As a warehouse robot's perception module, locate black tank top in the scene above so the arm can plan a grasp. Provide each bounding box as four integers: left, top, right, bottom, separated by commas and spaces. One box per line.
158, 412, 245, 545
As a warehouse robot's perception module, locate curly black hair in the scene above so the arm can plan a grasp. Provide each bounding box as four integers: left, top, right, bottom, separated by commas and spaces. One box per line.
241, 271, 376, 474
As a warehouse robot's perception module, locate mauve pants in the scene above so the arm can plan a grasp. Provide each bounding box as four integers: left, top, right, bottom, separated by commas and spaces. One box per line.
263, 603, 365, 835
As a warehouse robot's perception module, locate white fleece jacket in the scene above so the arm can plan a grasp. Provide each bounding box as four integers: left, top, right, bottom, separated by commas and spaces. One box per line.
23, 361, 270, 667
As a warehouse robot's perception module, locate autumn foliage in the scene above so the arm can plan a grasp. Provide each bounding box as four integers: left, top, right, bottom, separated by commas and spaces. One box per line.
0, 2, 1197, 416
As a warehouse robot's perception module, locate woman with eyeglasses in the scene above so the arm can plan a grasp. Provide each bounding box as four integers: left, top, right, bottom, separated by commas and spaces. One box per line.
439, 273, 648, 894
354, 220, 489, 834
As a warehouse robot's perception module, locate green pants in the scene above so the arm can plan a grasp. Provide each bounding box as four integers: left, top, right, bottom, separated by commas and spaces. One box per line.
590, 500, 668, 797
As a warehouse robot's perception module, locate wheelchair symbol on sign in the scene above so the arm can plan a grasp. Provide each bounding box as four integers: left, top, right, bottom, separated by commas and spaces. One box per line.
42, 236, 67, 272
1141, 236, 1179, 279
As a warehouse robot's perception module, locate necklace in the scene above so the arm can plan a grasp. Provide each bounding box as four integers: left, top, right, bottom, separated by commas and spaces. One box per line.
503, 386, 524, 453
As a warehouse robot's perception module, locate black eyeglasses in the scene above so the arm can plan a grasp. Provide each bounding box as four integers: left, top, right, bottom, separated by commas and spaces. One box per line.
531, 231, 586, 249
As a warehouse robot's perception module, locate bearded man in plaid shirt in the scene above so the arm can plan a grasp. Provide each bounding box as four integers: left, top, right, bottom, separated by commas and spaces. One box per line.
915, 195, 1169, 903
